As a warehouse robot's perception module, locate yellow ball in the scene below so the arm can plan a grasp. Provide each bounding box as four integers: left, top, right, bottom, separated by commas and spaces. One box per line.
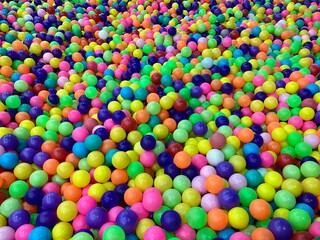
71, 170, 90, 188
153, 124, 169, 139
13, 163, 33, 180
159, 96, 174, 110
174, 202, 191, 224
271, 127, 287, 142
110, 127, 126, 143
93, 166, 111, 183
127, 131, 142, 145
197, 139, 211, 155
52, 222, 73, 240
264, 171, 283, 188
0, 214, 7, 227
302, 177, 320, 195
87, 151, 105, 168
135, 173, 153, 192
57, 162, 74, 179
154, 174, 173, 193
229, 155, 246, 173
88, 183, 107, 202
285, 81, 299, 93
112, 151, 130, 169
228, 207, 249, 229
299, 107, 315, 121
273, 208, 289, 219
57, 201, 78, 222
264, 96, 278, 110
281, 179, 302, 197
257, 183, 276, 201
182, 188, 201, 207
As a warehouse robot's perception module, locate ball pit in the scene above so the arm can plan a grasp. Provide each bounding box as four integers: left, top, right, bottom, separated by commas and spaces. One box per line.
0, 0, 320, 239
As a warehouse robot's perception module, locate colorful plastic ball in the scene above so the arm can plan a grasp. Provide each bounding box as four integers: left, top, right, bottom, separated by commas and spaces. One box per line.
288, 208, 311, 231
0, 152, 19, 170
144, 226, 166, 240
28, 226, 52, 240
206, 149, 224, 166
140, 135, 156, 151
142, 187, 162, 212
218, 188, 240, 209
249, 199, 271, 220
8, 209, 30, 230
102, 225, 125, 240
86, 207, 108, 229
116, 209, 138, 233
15, 224, 34, 240
268, 218, 293, 240
228, 207, 249, 230
309, 222, 320, 238
160, 210, 181, 232
9, 180, 29, 199
207, 208, 228, 231
274, 190, 296, 210
0, 226, 15, 240
0, 197, 21, 218
57, 201, 78, 222
186, 207, 207, 229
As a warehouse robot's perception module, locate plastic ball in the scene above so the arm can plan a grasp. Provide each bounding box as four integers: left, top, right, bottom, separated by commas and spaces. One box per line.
288, 208, 311, 231
28, 226, 52, 240
268, 218, 293, 240
186, 207, 207, 229
116, 209, 138, 233
160, 210, 181, 232
102, 225, 125, 240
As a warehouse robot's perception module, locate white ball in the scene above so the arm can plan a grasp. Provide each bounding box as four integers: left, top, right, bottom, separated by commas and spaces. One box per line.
98, 30, 108, 40
206, 149, 224, 166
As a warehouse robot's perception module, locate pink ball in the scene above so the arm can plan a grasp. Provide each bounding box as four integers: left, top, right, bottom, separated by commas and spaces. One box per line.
191, 154, 207, 170
222, 37, 232, 47
200, 166, 216, 178
15, 224, 34, 240
228, 173, 247, 191
252, 76, 264, 86
68, 110, 82, 123
104, 119, 116, 131
0, 226, 15, 240
209, 132, 226, 149
144, 226, 166, 240
175, 224, 196, 240
72, 127, 89, 142
131, 202, 149, 220
309, 221, 320, 237
77, 196, 97, 215
30, 96, 44, 107
140, 151, 157, 167
191, 176, 207, 195
0, 112, 10, 125
142, 188, 162, 212
43, 53, 53, 63
108, 206, 124, 223
42, 182, 60, 194
261, 132, 272, 144
59, 61, 70, 71
200, 82, 211, 95
251, 112, 266, 125
302, 121, 317, 131
201, 193, 220, 212
230, 232, 250, 240
72, 214, 90, 231
288, 116, 303, 129
260, 151, 274, 168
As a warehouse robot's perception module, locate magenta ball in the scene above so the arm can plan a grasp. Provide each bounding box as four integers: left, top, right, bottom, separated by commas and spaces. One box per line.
144, 226, 166, 240
142, 187, 162, 212
15, 224, 34, 240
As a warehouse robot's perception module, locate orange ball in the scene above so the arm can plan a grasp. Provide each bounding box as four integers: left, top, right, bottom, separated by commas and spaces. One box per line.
135, 109, 150, 124
238, 128, 254, 143
124, 187, 143, 206
111, 169, 128, 185
43, 158, 59, 175
173, 151, 191, 169
251, 227, 275, 240
64, 184, 82, 202
0, 172, 16, 189
207, 208, 228, 231
249, 199, 271, 220
205, 175, 224, 194
238, 95, 251, 107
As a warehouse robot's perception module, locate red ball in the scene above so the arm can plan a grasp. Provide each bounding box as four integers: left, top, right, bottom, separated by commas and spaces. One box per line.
309, 64, 320, 76
33, 84, 46, 94
301, 98, 317, 109
51, 147, 68, 162
276, 154, 297, 169
173, 98, 188, 112
146, 84, 157, 93
121, 117, 138, 132
209, 132, 226, 149
167, 142, 183, 156
84, 118, 99, 132
292, 232, 313, 240
151, 72, 162, 85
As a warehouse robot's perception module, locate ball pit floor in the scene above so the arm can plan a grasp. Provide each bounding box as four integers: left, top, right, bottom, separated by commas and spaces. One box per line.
0, 0, 320, 239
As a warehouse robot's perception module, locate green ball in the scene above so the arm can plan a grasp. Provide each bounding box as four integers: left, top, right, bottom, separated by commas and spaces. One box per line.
295, 142, 312, 158
181, 47, 192, 57
287, 94, 301, 108
274, 190, 296, 210
277, 108, 291, 121
173, 175, 191, 193
186, 207, 207, 229
58, 122, 74, 136
127, 162, 144, 179
287, 132, 303, 147
146, 102, 161, 115
196, 227, 217, 240
177, 120, 193, 133
282, 165, 301, 180
301, 161, 320, 178
0, 197, 21, 217
210, 94, 223, 106
288, 208, 311, 231
173, 129, 188, 143
85, 86, 98, 99
239, 187, 257, 206
72, 232, 94, 240
9, 180, 29, 198
102, 226, 125, 240
163, 189, 182, 208
6, 95, 21, 108
14, 80, 28, 92
36, 115, 50, 128
60, 95, 73, 107
29, 170, 49, 187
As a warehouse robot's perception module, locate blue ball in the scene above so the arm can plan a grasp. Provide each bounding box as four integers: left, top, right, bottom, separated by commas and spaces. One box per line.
140, 134, 156, 151
72, 142, 89, 158
160, 210, 181, 232
120, 86, 134, 99
0, 152, 19, 169
28, 226, 52, 240
8, 209, 30, 230
218, 188, 239, 209
36, 210, 57, 228
86, 207, 108, 229
217, 227, 235, 240
116, 209, 138, 233
84, 134, 102, 151
101, 191, 119, 210
244, 169, 263, 188
242, 143, 260, 156
268, 218, 293, 240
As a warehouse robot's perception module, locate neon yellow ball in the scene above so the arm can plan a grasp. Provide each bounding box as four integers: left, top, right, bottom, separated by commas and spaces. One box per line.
264, 171, 283, 188
112, 151, 130, 169
257, 183, 276, 201
271, 127, 288, 142
110, 127, 126, 143
182, 188, 201, 207
57, 201, 78, 222
228, 207, 249, 229
135, 173, 153, 192
88, 183, 107, 202
52, 222, 73, 240
87, 151, 105, 168
57, 162, 74, 179
299, 107, 315, 121
154, 174, 173, 193
71, 170, 90, 188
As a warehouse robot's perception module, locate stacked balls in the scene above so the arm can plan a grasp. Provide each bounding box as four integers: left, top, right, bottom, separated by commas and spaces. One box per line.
0, 0, 319, 239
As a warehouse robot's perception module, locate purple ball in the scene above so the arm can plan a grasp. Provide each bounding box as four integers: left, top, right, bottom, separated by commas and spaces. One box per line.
27, 135, 44, 150
216, 161, 234, 179
160, 210, 181, 232
86, 207, 108, 229
192, 122, 208, 136
41, 192, 62, 210
116, 209, 138, 233
20, 148, 37, 163
218, 188, 240, 209
36, 210, 57, 228
0, 134, 19, 150
33, 152, 50, 167
8, 209, 30, 229
268, 218, 293, 240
